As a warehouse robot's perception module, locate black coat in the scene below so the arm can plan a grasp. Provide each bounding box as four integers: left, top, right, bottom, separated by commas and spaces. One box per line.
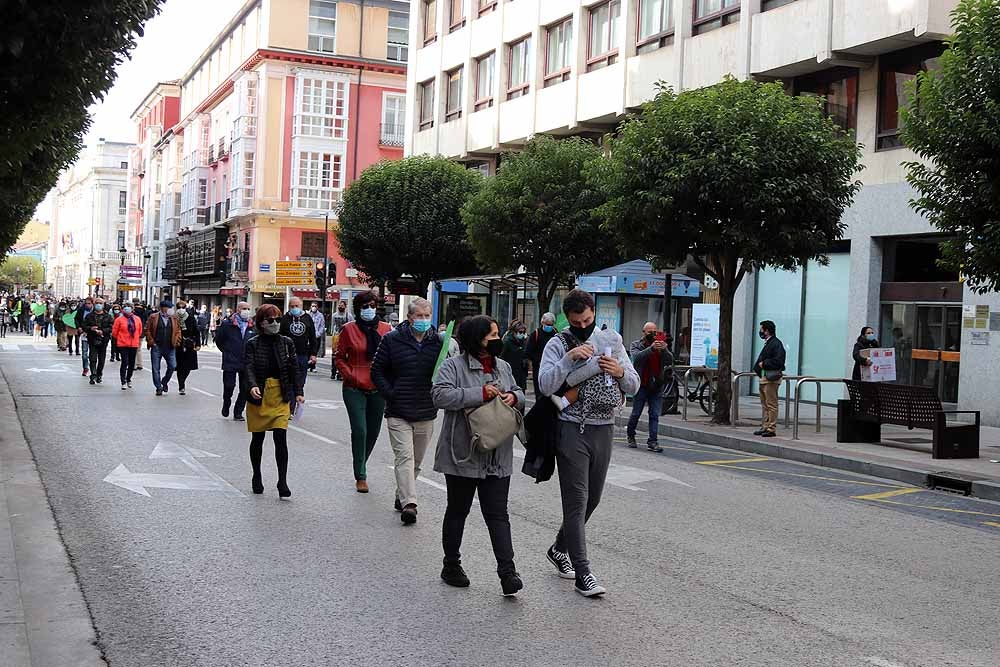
754, 335, 786, 377
524, 327, 556, 367
241, 333, 304, 403
82, 311, 114, 346
370, 321, 442, 422
215, 316, 255, 371
176, 314, 200, 373
852, 339, 879, 381
279, 312, 319, 357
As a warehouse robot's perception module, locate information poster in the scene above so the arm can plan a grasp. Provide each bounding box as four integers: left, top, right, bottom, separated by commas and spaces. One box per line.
976, 305, 990, 329
860, 348, 897, 382
690, 303, 720, 369
963, 304, 975, 329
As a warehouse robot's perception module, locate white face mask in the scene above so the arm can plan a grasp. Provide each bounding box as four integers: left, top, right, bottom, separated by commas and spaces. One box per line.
165, 308, 175, 317
240, 308, 252, 320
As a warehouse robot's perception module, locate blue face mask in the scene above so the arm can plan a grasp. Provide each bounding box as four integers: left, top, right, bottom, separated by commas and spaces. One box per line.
542, 325, 554, 333
516, 333, 526, 341
289, 307, 303, 317
360, 307, 377, 322
123, 307, 132, 314
94, 304, 104, 312
411, 319, 433, 333
866, 333, 876, 342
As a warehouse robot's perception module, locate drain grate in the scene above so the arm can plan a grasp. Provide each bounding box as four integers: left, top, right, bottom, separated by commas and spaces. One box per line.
928, 472, 973, 496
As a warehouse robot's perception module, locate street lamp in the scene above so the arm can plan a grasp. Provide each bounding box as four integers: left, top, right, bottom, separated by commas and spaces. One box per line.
176, 227, 193, 300
143, 252, 152, 306
100, 262, 107, 299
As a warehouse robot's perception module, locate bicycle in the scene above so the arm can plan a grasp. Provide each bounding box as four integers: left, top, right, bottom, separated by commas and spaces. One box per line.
661, 367, 718, 416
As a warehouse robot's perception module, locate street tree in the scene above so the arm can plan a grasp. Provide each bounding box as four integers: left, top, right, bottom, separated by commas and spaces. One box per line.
335, 156, 482, 295
0, 1, 163, 256
902, 0, 1000, 292
593, 77, 862, 423
0, 256, 44, 291
463, 136, 615, 315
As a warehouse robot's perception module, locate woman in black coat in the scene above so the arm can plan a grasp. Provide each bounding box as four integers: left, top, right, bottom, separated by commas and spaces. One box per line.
174, 299, 201, 395
852, 326, 879, 381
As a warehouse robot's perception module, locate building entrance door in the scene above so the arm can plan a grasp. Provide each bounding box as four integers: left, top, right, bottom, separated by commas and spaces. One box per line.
880, 303, 961, 402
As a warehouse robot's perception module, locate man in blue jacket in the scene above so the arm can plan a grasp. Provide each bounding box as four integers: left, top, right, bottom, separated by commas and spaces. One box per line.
215, 301, 254, 422
370, 298, 442, 525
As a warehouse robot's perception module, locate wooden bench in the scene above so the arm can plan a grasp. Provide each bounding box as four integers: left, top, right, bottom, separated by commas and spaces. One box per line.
838, 380, 979, 459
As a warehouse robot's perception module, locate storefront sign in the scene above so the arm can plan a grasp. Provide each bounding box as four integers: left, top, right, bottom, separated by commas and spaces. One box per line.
578, 275, 615, 293
690, 303, 720, 369
860, 348, 897, 381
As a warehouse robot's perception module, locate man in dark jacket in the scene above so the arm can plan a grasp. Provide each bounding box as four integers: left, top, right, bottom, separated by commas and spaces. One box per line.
131, 299, 147, 369
279, 296, 318, 387
215, 301, 254, 421
370, 297, 441, 525
524, 312, 557, 396
626, 322, 672, 452
82, 298, 114, 385
754, 319, 786, 437
75, 296, 95, 376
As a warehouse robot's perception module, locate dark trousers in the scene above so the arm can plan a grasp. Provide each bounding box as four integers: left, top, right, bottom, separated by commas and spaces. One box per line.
199, 328, 209, 346
627, 386, 662, 444
296, 354, 309, 387
250, 429, 288, 484
177, 368, 191, 390
443, 474, 515, 575
119, 347, 137, 384
88, 342, 108, 379
554, 422, 613, 578
222, 369, 247, 417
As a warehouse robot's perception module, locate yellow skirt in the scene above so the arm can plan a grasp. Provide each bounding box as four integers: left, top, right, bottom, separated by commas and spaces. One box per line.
247, 378, 290, 432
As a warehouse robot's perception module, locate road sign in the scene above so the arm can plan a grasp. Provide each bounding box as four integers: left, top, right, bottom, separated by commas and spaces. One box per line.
161, 268, 178, 279
275, 277, 313, 286
275, 260, 311, 269
86, 278, 97, 286
120, 265, 143, 276
275, 269, 313, 278
259, 264, 271, 272
116, 279, 130, 286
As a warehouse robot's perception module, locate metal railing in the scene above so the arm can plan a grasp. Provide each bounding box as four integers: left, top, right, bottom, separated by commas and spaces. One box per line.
730, 371, 758, 424
729, 372, 816, 428
379, 123, 405, 147
792, 377, 847, 440
681, 366, 720, 421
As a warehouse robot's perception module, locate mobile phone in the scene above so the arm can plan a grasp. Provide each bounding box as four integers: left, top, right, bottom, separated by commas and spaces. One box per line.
654, 332, 666, 343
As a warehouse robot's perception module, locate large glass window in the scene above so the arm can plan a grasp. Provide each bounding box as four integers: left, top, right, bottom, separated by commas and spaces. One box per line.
763, 0, 799, 9
794, 67, 859, 135
753, 266, 803, 399
381, 94, 405, 145
296, 77, 348, 139
637, 0, 673, 54
507, 37, 531, 100
445, 67, 463, 121
418, 79, 435, 129
877, 43, 945, 150
293, 151, 343, 211
449, 0, 467, 31
308, 0, 337, 53
544, 18, 573, 86
881, 304, 961, 402
477, 0, 497, 17
423, 0, 437, 45
118, 191, 127, 216
694, 0, 739, 35
387, 10, 409, 62
475, 52, 495, 110
587, 0, 620, 71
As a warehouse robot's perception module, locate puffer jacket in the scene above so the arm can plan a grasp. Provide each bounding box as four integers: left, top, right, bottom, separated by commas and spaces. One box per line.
241, 333, 304, 403
370, 321, 442, 422
432, 354, 524, 479
82, 310, 114, 346
215, 316, 255, 371
335, 320, 392, 391
111, 314, 144, 348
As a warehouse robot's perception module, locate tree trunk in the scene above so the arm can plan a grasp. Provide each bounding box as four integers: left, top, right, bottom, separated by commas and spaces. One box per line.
712, 282, 736, 424
536, 277, 555, 321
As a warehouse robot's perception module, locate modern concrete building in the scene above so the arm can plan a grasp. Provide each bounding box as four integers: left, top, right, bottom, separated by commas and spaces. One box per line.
403, 0, 1000, 422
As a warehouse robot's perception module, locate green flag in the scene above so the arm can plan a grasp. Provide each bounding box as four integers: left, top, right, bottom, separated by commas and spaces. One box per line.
554, 313, 569, 332
432, 320, 456, 382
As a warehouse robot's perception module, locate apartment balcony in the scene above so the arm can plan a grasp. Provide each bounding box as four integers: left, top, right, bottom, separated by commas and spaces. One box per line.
207, 145, 217, 165
218, 137, 230, 160
379, 124, 405, 147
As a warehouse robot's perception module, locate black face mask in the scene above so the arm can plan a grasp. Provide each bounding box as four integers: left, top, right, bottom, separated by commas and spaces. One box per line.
644, 332, 655, 342
485, 339, 504, 357
569, 321, 596, 342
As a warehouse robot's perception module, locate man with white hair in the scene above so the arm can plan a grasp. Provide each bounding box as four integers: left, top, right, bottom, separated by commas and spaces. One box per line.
370, 297, 442, 525
280, 296, 319, 387
215, 301, 254, 421
525, 311, 558, 396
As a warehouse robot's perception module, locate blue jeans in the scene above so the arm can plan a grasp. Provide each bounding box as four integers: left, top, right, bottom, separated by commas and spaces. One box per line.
150, 345, 176, 390
81, 337, 90, 371
626, 386, 662, 444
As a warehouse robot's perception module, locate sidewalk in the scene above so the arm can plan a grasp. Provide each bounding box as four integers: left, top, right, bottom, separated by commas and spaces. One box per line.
632, 394, 1000, 502
0, 364, 105, 666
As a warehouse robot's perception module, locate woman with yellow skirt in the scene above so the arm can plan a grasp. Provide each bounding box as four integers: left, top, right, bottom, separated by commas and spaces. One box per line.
241, 304, 305, 498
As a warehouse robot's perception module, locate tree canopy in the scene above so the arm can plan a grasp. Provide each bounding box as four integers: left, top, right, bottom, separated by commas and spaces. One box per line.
0, 1, 163, 256
335, 156, 482, 295
594, 77, 862, 422
464, 136, 615, 315
0, 255, 44, 291
902, 0, 1000, 293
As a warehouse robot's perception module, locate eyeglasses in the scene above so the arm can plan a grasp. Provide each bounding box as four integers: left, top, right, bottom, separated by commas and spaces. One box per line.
261, 317, 279, 324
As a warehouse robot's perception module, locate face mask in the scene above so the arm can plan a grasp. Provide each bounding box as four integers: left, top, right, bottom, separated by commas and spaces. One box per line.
759, 331, 767, 340
644, 332, 655, 342
94, 304, 104, 312
865, 333, 876, 342
123, 307, 132, 314
289, 307, 303, 316
261, 321, 280, 335
439, 330, 448, 340
178, 310, 189, 321
516, 333, 526, 341
542, 325, 554, 333
239, 309, 251, 320
569, 321, 596, 342
485, 338, 504, 357
166, 308, 175, 317
411, 318, 433, 333
360, 307, 377, 322
113, 309, 120, 315
310, 306, 318, 312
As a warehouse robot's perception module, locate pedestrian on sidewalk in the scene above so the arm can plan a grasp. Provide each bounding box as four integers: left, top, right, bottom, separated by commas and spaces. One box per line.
111, 303, 143, 390
279, 297, 318, 388
335, 290, 391, 493
500, 320, 529, 392
626, 322, 672, 453
75, 297, 94, 376
538, 289, 639, 597
525, 312, 557, 397
753, 320, 786, 438
309, 302, 326, 367
370, 297, 442, 525
215, 302, 254, 421
852, 326, 879, 381
432, 315, 524, 596
82, 298, 113, 385
145, 300, 181, 397
109, 304, 122, 361
242, 304, 304, 498
174, 299, 201, 396
196, 305, 210, 347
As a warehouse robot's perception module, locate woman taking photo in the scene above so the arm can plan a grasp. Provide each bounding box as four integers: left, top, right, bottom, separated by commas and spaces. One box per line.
432, 315, 525, 597
335, 290, 392, 493
852, 326, 880, 381
242, 304, 304, 498
174, 299, 201, 396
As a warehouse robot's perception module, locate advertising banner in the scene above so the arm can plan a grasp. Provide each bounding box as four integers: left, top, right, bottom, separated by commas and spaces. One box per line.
690, 303, 720, 369
860, 348, 897, 382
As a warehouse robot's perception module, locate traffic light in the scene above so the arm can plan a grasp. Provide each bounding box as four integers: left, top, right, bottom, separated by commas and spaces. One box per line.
315, 262, 327, 292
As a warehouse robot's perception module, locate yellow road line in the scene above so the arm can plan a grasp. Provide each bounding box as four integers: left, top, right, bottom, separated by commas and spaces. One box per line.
696, 464, 905, 488
868, 498, 1000, 519
984, 522, 1000, 528
852, 488, 924, 501
697, 457, 771, 466
613, 438, 715, 453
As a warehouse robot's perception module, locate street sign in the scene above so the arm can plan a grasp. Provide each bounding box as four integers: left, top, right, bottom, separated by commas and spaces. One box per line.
259, 264, 271, 272
275, 260, 311, 269
116, 279, 130, 286
275, 269, 313, 278
86, 278, 98, 286
275, 277, 313, 286
161, 268, 178, 279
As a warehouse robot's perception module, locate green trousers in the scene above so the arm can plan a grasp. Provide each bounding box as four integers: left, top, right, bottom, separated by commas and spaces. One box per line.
343, 386, 386, 480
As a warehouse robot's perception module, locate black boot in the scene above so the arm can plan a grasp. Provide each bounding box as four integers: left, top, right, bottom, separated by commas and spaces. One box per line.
277, 481, 291, 499
441, 562, 470, 587
499, 567, 523, 597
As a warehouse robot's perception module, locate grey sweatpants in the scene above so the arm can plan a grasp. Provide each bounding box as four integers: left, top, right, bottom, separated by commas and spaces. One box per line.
553, 421, 614, 578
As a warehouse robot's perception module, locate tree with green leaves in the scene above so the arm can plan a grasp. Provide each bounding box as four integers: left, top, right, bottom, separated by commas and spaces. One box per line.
0, 256, 44, 291
464, 136, 615, 315
0, 1, 163, 257
336, 156, 482, 295
593, 77, 862, 424
902, 0, 999, 292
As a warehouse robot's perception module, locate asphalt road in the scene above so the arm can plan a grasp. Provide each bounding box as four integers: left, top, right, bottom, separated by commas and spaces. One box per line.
2, 335, 999, 667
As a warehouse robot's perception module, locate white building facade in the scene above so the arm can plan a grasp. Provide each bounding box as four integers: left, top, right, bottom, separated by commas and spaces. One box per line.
404, 0, 1000, 424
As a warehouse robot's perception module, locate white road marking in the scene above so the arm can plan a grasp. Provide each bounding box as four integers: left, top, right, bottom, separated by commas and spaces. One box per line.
288, 425, 341, 446
864, 658, 909, 667
0, 344, 19, 351
104, 441, 242, 497
306, 401, 341, 410
188, 387, 216, 397
516, 445, 692, 491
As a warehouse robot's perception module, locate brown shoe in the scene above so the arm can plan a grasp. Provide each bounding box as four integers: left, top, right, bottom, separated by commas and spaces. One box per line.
355, 480, 369, 493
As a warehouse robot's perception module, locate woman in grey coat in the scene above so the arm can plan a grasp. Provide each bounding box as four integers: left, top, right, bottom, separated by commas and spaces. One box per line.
432, 315, 525, 596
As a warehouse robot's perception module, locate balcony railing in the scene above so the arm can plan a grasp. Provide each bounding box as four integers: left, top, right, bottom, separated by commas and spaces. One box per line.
379, 123, 405, 147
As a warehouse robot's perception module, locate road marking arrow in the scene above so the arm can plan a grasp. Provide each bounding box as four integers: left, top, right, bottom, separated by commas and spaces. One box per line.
103, 441, 242, 497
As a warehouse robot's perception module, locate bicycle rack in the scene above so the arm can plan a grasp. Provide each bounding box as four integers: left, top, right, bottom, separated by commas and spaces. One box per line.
681, 366, 717, 421
792, 377, 847, 440
730, 371, 758, 424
